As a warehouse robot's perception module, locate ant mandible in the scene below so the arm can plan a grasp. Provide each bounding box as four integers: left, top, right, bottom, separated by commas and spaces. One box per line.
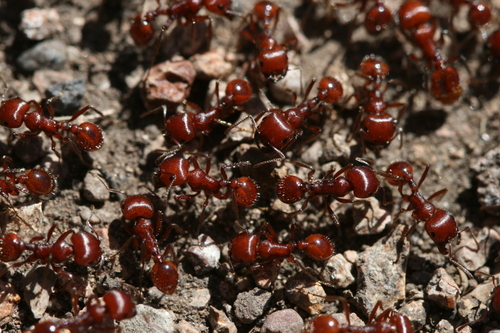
230, 223, 335, 271
31, 289, 136, 333
398, 0, 463, 104
382, 161, 478, 278
130, 0, 233, 46
162, 78, 252, 149
154, 153, 259, 231
351, 55, 404, 150
301, 298, 414, 333
0, 96, 104, 157
277, 162, 380, 224
231, 76, 343, 166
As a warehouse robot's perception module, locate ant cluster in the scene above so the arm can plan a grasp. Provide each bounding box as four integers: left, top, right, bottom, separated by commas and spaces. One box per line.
0, 0, 499, 331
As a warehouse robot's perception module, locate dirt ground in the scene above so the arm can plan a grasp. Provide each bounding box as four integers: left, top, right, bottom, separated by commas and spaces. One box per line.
1, 0, 500, 332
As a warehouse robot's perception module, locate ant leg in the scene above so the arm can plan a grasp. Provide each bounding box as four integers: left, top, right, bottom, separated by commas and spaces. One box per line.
427, 188, 448, 202
447, 242, 474, 279
254, 145, 287, 168
325, 200, 341, 225
67, 105, 104, 122
456, 226, 480, 252
415, 165, 430, 191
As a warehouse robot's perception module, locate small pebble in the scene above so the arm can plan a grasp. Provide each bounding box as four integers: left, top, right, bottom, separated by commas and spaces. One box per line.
434, 319, 454, 333
141, 58, 196, 110
120, 304, 176, 333
188, 288, 211, 309
175, 320, 201, 333
209, 306, 237, 333
352, 197, 392, 235
233, 288, 272, 324
260, 309, 304, 333
82, 170, 110, 203
45, 77, 86, 115
191, 49, 234, 80
0, 282, 20, 321
399, 300, 427, 330
186, 234, 221, 274
20, 8, 63, 40
78, 206, 100, 224
285, 273, 326, 315
320, 253, 355, 288
22, 266, 57, 319
425, 268, 460, 309
454, 227, 500, 271
17, 39, 67, 72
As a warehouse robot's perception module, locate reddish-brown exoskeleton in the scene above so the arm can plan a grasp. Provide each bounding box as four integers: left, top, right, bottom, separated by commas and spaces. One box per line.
230, 76, 343, 166
130, 0, 233, 46
351, 55, 404, 151
162, 79, 252, 149
154, 153, 259, 231
31, 289, 136, 333
277, 162, 380, 224
382, 161, 478, 278
398, 0, 463, 104
301, 298, 414, 333
230, 223, 334, 275
0, 96, 104, 157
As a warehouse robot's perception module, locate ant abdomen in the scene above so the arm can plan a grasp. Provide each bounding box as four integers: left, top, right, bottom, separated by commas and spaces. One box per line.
73, 122, 104, 151
277, 175, 308, 204
19, 169, 56, 196
230, 177, 259, 207
151, 260, 179, 294
429, 65, 463, 104
0, 232, 26, 262
121, 195, 156, 221
298, 234, 335, 261
398, 0, 432, 30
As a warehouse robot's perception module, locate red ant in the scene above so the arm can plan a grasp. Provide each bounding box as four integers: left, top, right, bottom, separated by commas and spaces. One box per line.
351, 55, 404, 150
277, 162, 380, 224
240, 1, 298, 82
230, 223, 334, 272
231, 76, 343, 165
398, 0, 463, 104
447, 0, 492, 32
301, 298, 414, 333
382, 161, 478, 279
162, 78, 252, 148
98, 179, 180, 295
0, 224, 102, 280
362, 0, 393, 35
0, 96, 104, 157
130, 0, 233, 46
31, 289, 136, 333
153, 153, 259, 231
0, 156, 56, 202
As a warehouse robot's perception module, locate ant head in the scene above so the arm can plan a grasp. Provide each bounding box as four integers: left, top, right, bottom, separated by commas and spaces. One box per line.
23, 169, 56, 196
385, 161, 414, 186
429, 66, 462, 104
205, 0, 232, 16
359, 55, 389, 82
225, 79, 252, 106
231, 177, 259, 207
424, 209, 458, 250
277, 175, 307, 204
71, 232, 102, 266
75, 122, 104, 151
398, 0, 432, 30
302, 315, 340, 333
317, 77, 343, 104
103, 290, 136, 321
468, 2, 491, 28
364, 4, 392, 34
254, 1, 280, 28
301, 234, 335, 261
0, 98, 31, 128
130, 13, 155, 46
121, 195, 155, 220
155, 156, 190, 188
151, 260, 179, 294
230, 233, 258, 264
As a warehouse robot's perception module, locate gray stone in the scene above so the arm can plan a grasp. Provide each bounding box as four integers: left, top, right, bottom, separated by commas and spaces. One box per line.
190, 49, 235, 80
399, 300, 427, 330
45, 78, 86, 115
22, 266, 57, 319
17, 39, 67, 72
425, 268, 460, 309
285, 272, 326, 315
434, 319, 454, 333
233, 288, 272, 324
354, 224, 409, 317
209, 306, 237, 333
352, 197, 392, 235
82, 170, 110, 203
260, 309, 304, 333
119, 304, 176, 333
186, 234, 221, 274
